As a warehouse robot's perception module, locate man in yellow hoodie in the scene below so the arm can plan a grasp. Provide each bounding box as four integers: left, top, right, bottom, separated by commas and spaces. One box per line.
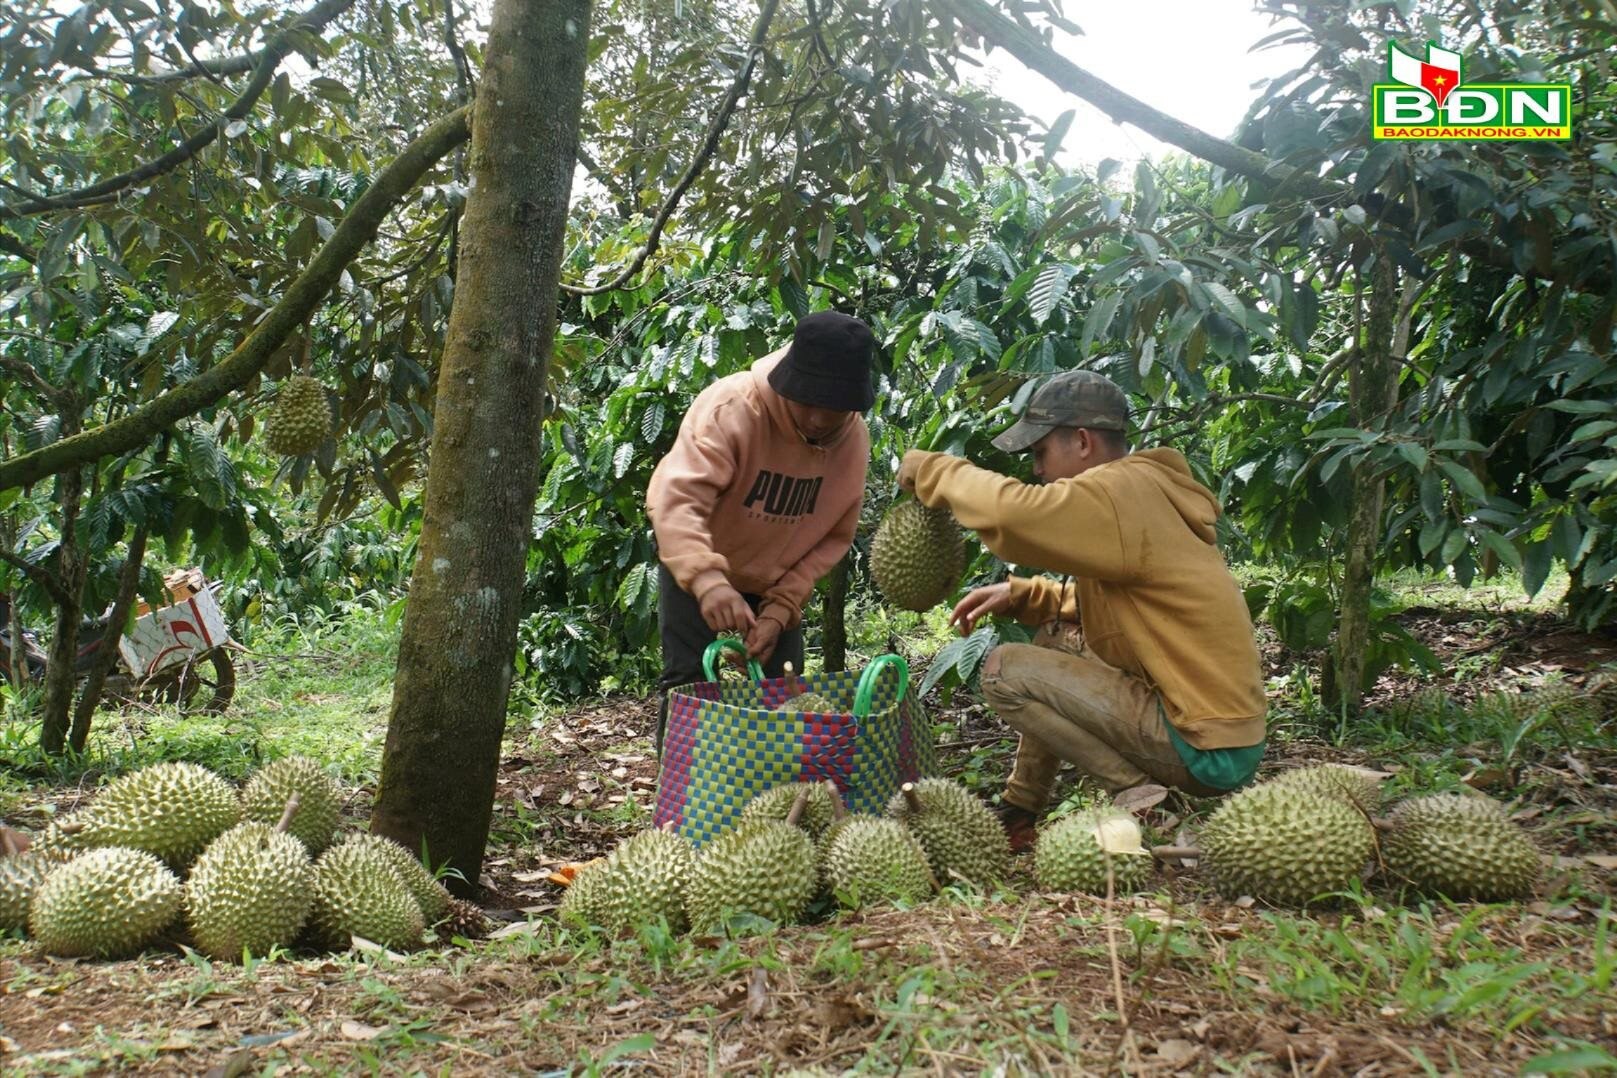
646, 312, 874, 752
897, 369, 1266, 846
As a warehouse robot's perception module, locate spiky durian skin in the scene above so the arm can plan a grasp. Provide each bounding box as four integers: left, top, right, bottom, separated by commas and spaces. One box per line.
777, 692, 841, 714
342, 834, 452, 925
886, 779, 1009, 886
185, 823, 314, 961
1267, 764, 1384, 815
240, 756, 343, 854
869, 501, 967, 612
264, 375, 332, 457
0, 853, 49, 933
686, 821, 817, 933
588, 829, 696, 935
821, 818, 933, 907
1199, 784, 1374, 906
739, 783, 838, 840
33, 818, 93, 864
1382, 794, 1540, 901
79, 762, 241, 870
557, 860, 609, 929
308, 837, 425, 951
1034, 811, 1152, 894
28, 847, 182, 958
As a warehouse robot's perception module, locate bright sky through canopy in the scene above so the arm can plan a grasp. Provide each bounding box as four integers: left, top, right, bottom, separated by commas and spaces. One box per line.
976, 1, 1314, 168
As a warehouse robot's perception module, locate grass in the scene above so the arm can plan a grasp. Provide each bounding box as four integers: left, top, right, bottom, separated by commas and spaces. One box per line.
0, 571, 1613, 1073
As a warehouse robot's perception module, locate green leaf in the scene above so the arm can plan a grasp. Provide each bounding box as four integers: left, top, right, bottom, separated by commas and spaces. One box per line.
1520, 1045, 1617, 1074
1080, 292, 1121, 356
1478, 529, 1523, 572
1437, 459, 1488, 504
1042, 109, 1075, 159
1201, 281, 1247, 326
1028, 263, 1078, 326
612, 442, 634, 479
1394, 442, 1427, 472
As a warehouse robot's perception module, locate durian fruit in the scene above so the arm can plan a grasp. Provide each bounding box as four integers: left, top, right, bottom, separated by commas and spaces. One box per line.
78, 762, 241, 870
869, 500, 967, 612
1034, 809, 1153, 894
185, 822, 315, 961
307, 836, 426, 951
582, 828, 696, 935
1381, 793, 1540, 901
777, 692, 841, 713
341, 834, 453, 926
240, 757, 344, 854
557, 859, 609, 929
1267, 764, 1385, 815
821, 817, 934, 908
740, 782, 838, 840
886, 780, 1009, 886
0, 853, 49, 933
439, 896, 493, 941
1199, 784, 1374, 906
686, 821, 818, 933
263, 375, 332, 457
29, 847, 183, 958
33, 817, 92, 864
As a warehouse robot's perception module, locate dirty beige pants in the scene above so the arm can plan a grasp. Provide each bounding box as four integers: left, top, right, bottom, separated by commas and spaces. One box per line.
982, 624, 1220, 812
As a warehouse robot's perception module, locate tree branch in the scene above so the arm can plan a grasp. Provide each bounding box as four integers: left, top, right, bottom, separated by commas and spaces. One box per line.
0, 231, 34, 263
0, 354, 70, 408
939, 0, 1613, 296
0, 547, 69, 607
129, 0, 354, 87
560, 0, 782, 295
0, 0, 358, 220
0, 107, 471, 493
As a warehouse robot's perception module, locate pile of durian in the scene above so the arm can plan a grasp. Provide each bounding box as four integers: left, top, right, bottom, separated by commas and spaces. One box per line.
1183, 763, 1543, 907
0, 758, 476, 961
559, 777, 1012, 937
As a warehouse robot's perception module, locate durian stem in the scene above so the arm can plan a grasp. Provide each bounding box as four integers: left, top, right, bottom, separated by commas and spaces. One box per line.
1149, 845, 1201, 861
824, 781, 846, 820
784, 660, 805, 697
0, 826, 23, 857
660, 820, 678, 834
1372, 817, 1394, 832
785, 787, 811, 828
274, 795, 302, 834
901, 782, 922, 815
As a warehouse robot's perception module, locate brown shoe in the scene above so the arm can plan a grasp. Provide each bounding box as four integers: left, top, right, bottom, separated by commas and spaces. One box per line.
993, 803, 1040, 853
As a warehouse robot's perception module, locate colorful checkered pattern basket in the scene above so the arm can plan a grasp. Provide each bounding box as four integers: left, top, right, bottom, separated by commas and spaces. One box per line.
654, 642, 937, 848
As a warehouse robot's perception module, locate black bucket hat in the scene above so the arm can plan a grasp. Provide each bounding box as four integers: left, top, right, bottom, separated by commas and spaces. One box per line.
767, 311, 876, 412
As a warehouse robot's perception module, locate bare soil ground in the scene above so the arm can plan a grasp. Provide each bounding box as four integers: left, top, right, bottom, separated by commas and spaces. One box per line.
2, 608, 1614, 1075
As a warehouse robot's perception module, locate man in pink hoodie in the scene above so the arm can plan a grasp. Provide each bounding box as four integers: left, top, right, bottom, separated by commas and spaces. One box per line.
645, 312, 875, 751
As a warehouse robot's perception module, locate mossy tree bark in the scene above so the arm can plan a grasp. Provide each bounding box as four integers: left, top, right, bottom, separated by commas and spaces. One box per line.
1324, 254, 1399, 720
369, 0, 590, 890
821, 553, 850, 673
39, 467, 86, 755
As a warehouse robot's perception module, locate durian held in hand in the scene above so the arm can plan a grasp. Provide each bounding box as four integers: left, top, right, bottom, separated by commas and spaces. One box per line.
870, 496, 968, 613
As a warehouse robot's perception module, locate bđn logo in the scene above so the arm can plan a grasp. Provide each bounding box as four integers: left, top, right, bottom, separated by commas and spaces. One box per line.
1371, 41, 1571, 141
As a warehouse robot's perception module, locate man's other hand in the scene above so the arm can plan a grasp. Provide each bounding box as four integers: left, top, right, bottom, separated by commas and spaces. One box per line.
744, 616, 783, 663
699, 584, 757, 635
896, 449, 932, 494
950, 582, 1013, 635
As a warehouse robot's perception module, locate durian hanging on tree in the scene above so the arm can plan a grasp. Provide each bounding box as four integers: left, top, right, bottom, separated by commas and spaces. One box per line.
263, 374, 333, 457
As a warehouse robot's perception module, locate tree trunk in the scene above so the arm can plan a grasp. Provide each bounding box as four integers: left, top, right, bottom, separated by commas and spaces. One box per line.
2, 513, 28, 689
1324, 255, 1399, 719
370, 0, 590, 891
69, 523, 149, 753
822, 552, 850, 673
40, 468, 86, 754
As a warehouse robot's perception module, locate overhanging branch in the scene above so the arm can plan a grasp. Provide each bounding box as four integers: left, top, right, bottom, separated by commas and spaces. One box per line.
0, 107, 471, 493
0, 0, 358, 220
561, 0, 782, 295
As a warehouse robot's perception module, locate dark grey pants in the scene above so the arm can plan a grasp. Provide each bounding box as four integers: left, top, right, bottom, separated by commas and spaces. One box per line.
656, 563, 804, 754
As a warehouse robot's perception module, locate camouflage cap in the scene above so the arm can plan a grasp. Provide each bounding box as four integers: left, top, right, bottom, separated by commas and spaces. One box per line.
991, 369, 1129, 453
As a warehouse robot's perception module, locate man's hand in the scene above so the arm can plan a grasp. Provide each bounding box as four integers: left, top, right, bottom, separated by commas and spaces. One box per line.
950, 582, 1013, 636
896, 449, 932, 494
744, 616, 784, 663
699, 584, 757, 636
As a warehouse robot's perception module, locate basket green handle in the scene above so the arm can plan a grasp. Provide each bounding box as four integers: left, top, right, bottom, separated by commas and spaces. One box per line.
702, 638, 763, 682
853, 654, 910, 718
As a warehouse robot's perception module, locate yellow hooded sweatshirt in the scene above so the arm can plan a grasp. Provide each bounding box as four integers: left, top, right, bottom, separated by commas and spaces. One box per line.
910, 447, 1266, 750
